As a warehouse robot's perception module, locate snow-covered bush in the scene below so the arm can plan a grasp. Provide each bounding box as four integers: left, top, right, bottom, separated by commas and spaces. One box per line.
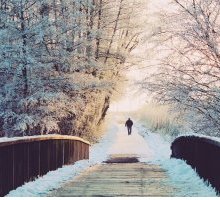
135, 103, 184, 137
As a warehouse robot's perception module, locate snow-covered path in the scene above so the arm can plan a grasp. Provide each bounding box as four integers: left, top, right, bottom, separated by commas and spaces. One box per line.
6, 115, 218, 197
107, 125, 153, 161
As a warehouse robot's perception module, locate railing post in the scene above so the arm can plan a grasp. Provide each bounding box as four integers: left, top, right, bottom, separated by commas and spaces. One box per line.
0, 146, 14, 196
13, 143, 29, 191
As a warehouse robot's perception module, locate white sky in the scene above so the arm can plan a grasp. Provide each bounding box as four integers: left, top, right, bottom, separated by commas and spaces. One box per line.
109, 0, 172, 113
109, 69, 148, 112
148, 0, 171, 12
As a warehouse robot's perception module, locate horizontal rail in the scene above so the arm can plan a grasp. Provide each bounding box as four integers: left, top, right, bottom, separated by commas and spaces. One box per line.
0, 134, 90, 147
0, 135, 90, 196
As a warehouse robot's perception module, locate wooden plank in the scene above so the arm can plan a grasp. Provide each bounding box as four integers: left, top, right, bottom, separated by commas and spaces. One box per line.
73, 141, 79, 162
56, 141, 63, 169
0, 147, 4, 196
28, 141, 40, 181
0, 146, 14, 196
40, 141, 50, 176
77, 141, 81, 161
85, 144, 89, 160
13, 143, 29, 190
63, 140, 70, 165
49, 140, 57, 171
49, 158, 176, 197
82, 143, 86, 160
70, 140, 76, 164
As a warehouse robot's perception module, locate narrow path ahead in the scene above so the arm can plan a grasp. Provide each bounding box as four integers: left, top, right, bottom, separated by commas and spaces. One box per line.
49, 125, 176, 197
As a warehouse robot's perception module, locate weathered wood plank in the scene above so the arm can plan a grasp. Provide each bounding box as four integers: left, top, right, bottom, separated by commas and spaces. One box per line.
28, 141, 40, 181
0, 146, 14, 196
13, 143, 29, 189
49, 156, 177, 197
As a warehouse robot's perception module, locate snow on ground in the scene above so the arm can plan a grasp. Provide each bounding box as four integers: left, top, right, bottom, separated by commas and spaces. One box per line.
137, 124, 217, 197
6, 114, 218, 197
108, 124, 153, 161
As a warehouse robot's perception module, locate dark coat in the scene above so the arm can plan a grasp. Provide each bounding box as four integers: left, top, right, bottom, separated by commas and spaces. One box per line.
125, 119, 133, 127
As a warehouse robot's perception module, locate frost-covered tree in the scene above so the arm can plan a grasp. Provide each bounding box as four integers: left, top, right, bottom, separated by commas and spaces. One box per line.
143, 0, 220, 136
0, 0, 144, 138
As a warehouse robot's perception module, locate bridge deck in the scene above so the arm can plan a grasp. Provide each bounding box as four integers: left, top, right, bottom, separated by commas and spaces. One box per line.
49, 155, 176, 197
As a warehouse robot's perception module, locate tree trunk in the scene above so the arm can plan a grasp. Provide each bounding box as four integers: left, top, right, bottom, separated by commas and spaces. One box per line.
95, 0, 102, 60
104, 0, 123, 64
21, 3, 28, 98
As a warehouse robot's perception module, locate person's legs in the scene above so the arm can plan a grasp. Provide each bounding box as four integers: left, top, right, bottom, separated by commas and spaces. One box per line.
128, 127, 131, 135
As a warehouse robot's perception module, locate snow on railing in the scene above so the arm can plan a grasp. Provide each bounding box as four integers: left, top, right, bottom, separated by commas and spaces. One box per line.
0, 135, 90, 196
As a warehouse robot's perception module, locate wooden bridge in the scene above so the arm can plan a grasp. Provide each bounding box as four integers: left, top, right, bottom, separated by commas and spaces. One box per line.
48, 128, 176, 197
2, 129, 218, 197
0, 132, 177, 197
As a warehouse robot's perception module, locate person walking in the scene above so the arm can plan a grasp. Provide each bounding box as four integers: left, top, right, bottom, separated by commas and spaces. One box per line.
125, 118, 133, 135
